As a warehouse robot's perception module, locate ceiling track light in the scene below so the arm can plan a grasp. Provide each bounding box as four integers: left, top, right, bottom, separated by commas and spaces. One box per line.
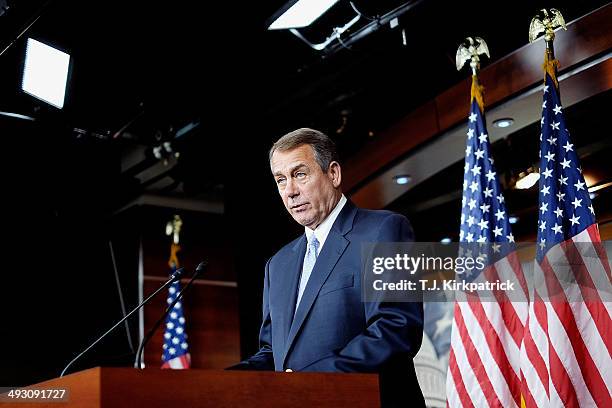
394, 174, 411, 185
493, 118, 514, 128
268, 0, 423, 53
288, 15, 361, 52
514, 168, 540, 190
268, 0, 341, 30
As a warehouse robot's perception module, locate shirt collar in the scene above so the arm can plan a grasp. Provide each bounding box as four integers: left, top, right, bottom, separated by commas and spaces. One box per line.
305, 194, 347, 250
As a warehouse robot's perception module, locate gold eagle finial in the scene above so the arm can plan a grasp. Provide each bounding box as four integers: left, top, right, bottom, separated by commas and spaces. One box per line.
456, 37, 490, 75
529, 8, 566, 44
165, 214, 183, 244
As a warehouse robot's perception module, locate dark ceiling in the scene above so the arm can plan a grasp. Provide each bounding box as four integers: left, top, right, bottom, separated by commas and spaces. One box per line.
0, 0, 609, 224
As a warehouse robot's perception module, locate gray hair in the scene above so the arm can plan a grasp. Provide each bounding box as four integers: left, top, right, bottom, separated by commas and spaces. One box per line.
269, 128, 339, 172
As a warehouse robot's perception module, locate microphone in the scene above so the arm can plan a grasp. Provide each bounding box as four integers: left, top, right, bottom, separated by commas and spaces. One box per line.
60, 267, 185, 377
134, 261, 207, 369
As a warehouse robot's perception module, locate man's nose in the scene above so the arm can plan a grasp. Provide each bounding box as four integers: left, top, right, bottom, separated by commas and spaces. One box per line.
284, 179, 299, 198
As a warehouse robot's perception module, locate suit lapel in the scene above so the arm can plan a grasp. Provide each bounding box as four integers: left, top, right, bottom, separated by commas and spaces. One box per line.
277, 235, 306, 354
282, 201, 357, 366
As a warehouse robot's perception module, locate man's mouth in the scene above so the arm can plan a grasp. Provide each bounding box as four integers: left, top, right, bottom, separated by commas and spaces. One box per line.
291, 203, 308, 211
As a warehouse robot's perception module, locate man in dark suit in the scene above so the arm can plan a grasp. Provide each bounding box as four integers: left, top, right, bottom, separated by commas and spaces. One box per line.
232, 128, 424, 406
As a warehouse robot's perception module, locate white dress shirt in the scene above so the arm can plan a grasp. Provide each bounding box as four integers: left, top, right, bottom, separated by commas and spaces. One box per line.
304, 194, 347, 256
296, 195, 347, 308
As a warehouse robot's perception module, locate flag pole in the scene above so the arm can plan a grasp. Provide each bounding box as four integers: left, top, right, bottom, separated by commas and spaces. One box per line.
161, 214, 192, 369
166, 214, 183, 269
455, 36, 490, 112
134, 214, 190, 369
520, 8, 611, 408
528, 8, 567, 87
447, 37, 529, 408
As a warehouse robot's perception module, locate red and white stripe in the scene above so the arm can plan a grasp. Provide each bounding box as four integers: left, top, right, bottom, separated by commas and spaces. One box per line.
446, 251, 528, 407
520, 224, 612, 407
161, 353, 191, 369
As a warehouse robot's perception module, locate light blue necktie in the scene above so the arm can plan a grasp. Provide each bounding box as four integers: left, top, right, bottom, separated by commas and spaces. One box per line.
295, 236, 319, 310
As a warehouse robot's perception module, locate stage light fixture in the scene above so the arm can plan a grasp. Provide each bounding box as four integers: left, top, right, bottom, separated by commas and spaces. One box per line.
267, 0, 340, 30
21, 38, 70, 109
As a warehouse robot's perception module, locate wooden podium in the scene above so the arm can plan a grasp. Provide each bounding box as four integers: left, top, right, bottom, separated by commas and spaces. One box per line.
12, 367, 380, 407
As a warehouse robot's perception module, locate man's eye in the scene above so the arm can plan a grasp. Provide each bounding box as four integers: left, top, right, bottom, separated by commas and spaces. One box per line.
276, 178, 286, 185
295, 172, 306, 178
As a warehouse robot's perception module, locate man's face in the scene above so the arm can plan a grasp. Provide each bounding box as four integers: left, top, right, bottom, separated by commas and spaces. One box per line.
271, 144, 341, 229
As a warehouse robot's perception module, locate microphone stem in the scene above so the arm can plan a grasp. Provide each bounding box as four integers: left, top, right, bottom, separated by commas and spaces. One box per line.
60, 272, 181, 377
135, 267, 203, 369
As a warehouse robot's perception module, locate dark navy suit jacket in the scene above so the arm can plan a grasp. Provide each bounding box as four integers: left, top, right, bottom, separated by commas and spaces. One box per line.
237, 201, 425, 406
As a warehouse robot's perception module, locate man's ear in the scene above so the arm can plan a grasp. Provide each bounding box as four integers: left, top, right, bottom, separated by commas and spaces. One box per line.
327, 161, 342, 188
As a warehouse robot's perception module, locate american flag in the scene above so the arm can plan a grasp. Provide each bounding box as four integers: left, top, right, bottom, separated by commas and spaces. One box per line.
161, 248, 191, 369
519, 58, 611, 407
446, 76, 529, 407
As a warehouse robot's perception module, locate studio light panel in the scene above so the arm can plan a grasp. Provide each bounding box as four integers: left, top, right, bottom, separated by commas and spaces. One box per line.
22, 38, 70, 109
